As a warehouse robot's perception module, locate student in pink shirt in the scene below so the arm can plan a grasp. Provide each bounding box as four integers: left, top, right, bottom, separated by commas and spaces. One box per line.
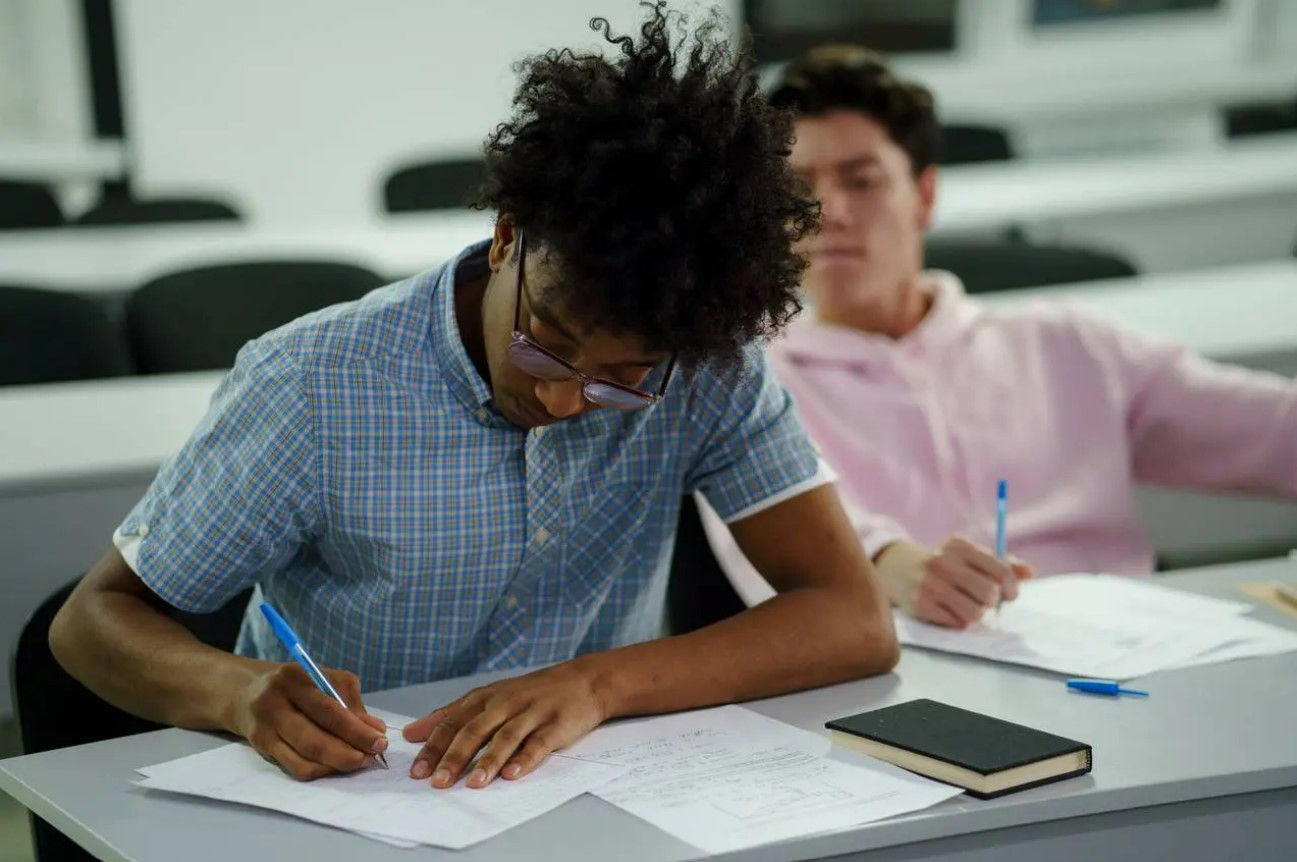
704, 46, 1297, 629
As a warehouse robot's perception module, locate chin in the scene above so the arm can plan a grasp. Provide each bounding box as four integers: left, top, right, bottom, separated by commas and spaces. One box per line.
504, 393, 560, 429
807, 272, 879, 308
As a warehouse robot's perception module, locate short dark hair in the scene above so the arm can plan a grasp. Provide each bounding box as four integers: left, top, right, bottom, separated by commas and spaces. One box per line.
474, 1, 818, 366
768, 45, 939, 175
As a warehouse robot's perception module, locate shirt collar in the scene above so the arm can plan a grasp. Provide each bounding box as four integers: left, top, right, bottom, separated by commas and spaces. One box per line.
778, 270, 980, 364
430, 239, 498, 418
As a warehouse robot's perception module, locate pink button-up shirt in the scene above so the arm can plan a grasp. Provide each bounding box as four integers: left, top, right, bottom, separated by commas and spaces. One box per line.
747, 272, 1297, 579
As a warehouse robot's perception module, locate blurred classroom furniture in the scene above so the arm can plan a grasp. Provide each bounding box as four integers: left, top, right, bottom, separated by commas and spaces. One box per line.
925, 239, 1136, 292
0, 182, 64, 230
0, 140, 127, 184
382, 158, 484, 212
937, 123, 1014, 165
74, 196, 242, 227
124, 261, 383, 373
0, 288, 132, 386
11, 577, 251, 862
2, 133, 1295, 288
0, 211, 489, 295
5, 558, 1296, 862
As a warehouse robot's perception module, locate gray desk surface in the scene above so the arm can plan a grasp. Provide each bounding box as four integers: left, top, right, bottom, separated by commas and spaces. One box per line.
4, 558, 1297, 861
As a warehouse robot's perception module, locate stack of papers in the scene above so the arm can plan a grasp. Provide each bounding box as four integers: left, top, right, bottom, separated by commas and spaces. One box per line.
567, 705, 961, 854
136, 706, 960, 852
136, 709, 628, 849
895, 574, 1297, 679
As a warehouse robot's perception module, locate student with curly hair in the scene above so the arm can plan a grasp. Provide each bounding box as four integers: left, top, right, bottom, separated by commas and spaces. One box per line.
51, 3, 897, 791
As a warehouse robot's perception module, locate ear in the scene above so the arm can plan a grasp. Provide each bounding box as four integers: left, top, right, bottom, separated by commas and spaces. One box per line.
488, 219, 520, 273
914, 165, 938, 232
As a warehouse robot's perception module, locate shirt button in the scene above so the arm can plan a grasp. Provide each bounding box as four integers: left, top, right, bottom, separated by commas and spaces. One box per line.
474, 408, 489, 422
533, 526, 551, 545
504, 593, 520, 610
138, 523, 150, 537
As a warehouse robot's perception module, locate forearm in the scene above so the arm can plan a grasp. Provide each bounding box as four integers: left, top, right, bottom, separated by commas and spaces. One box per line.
579, 582, 897, 720
49, 552, 265, 732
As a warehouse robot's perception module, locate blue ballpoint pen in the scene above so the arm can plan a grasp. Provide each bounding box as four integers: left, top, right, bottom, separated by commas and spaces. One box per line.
260, 602, 388, 768
1066, 678, 1149, 697
994, 479, 1008, 613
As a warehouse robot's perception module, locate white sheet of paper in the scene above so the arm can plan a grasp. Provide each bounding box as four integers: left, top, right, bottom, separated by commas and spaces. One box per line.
1164, 614, 1297, 670
562, 705, 961, 854
1011, 574, 1251, 622
135, 711, 628, 849
895, 574, 1297, 680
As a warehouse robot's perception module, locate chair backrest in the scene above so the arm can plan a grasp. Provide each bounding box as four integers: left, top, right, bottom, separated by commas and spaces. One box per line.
924, 239, 1138, 293
11, 577, 251, 862
124, 261, 385, 373
383, 159, 484, 213
938, 124, 1014, 166
1224, 98, 1297, 138
666, 495, 747, 635
76, 196, 241, 226
0, 286, 133, 386
0, 181, 64, 229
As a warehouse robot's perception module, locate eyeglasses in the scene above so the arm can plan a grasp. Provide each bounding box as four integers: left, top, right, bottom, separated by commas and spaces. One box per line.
506, 230, 675, 411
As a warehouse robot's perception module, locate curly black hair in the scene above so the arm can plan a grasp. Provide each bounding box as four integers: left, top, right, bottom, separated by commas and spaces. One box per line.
768, 45, 939, 176
474, 0, 818, 366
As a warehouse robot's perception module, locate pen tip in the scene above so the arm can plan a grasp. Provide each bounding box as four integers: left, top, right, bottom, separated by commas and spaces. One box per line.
377, 753, 390, 769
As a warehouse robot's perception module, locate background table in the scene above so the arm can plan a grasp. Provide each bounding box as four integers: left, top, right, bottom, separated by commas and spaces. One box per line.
3, 557, 1296, 861
3, 134, 1296, 291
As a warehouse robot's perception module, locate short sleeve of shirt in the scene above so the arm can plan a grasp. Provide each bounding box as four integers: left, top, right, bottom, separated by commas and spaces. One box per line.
114, 342, 321, 613
683, 343, 821, 521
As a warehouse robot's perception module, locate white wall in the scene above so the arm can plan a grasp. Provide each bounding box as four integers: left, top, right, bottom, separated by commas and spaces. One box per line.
0, 0, 92, 141
108, 0, 1297, 225
114, 0, 742, 225
895, 0, 1297, 156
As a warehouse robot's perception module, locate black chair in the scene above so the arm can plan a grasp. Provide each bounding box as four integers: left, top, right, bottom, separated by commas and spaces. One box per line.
124, 261, 385, 373
11, 577, 252, 862
382, 158, 484, 212
1224, 98, 1297, 138
0, 286, 133, 386
924, 239, 1137, 294
938, 124, 1014, 166
76, 196, 241, 226
666, 495, 747, 635
0, 181, 64, 229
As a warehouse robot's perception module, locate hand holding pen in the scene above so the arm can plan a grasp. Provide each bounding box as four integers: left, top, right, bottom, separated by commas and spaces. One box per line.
223, 602, 391, 781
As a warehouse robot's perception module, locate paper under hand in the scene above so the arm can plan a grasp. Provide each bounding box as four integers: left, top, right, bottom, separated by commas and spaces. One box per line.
135, 709, 627, 849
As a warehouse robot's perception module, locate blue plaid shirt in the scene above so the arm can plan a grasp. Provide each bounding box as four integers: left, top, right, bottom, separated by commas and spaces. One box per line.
116, 240, 819, 691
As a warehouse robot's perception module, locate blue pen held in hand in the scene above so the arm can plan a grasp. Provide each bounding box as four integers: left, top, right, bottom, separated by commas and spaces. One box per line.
993, 479, 1008, 613
259, 601, 389, 768
995, 480, 1007, 559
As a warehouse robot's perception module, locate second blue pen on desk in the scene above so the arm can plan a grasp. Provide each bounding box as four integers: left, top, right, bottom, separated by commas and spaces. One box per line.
260, 601, 389, 768
1066, 678, 1149, 697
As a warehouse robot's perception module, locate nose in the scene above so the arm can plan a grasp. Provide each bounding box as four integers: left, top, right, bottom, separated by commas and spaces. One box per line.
534, 378, 586, 418
818, 188, 852, 228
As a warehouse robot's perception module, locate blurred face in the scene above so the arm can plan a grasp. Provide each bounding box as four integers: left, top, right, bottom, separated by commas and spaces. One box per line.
481, 225, 671, 429
790, 110, 937, 319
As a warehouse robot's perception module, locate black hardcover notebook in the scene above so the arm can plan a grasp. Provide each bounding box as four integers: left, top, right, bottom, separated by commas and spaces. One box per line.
826, 699, 1092, 799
